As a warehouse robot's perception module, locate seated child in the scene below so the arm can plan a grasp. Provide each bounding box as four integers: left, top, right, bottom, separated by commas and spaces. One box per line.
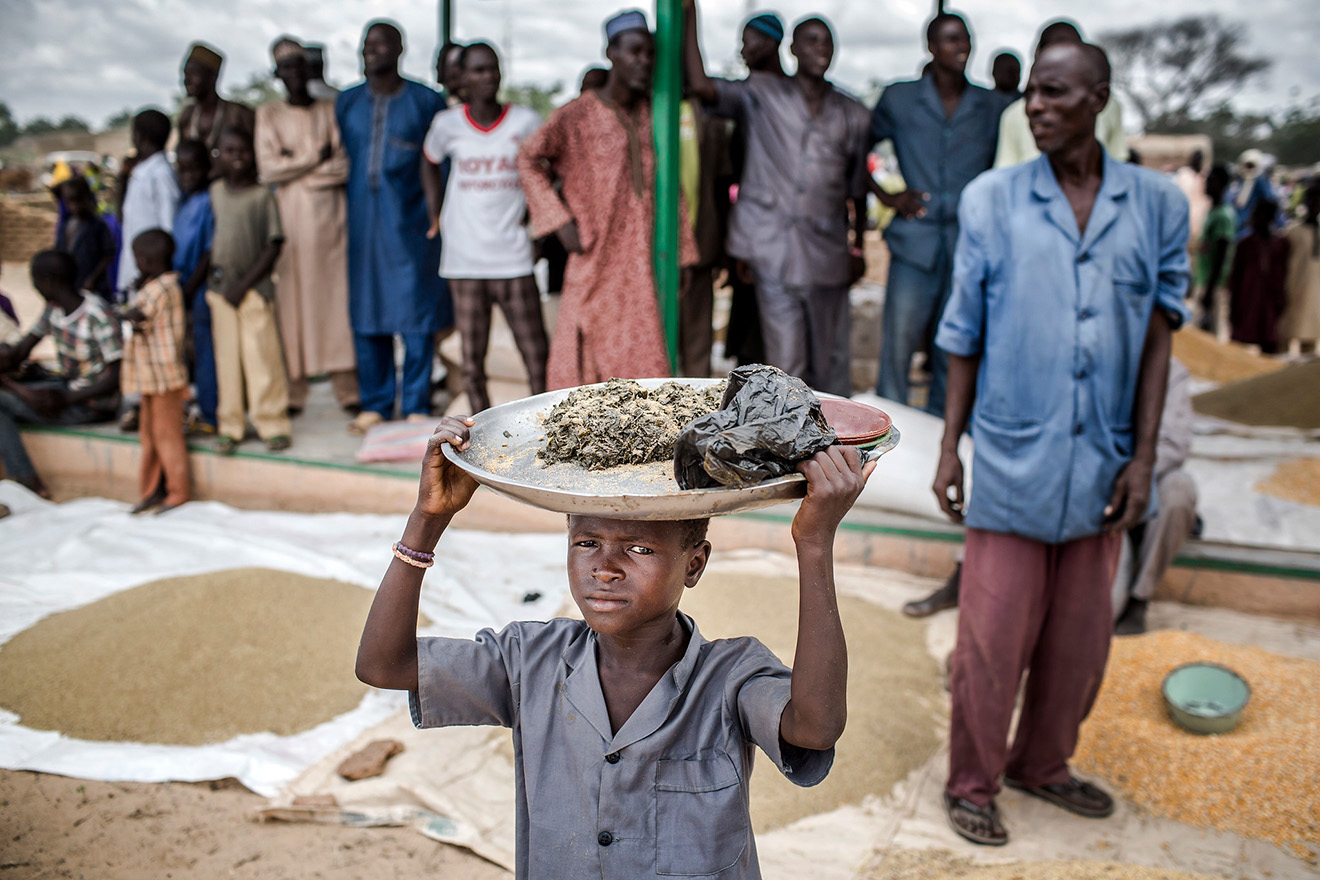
122, 229, 191, 514
0, 250, 123, 497
55, 176, 116, 300
357, 417, 875, 878
203, 125, 291, 453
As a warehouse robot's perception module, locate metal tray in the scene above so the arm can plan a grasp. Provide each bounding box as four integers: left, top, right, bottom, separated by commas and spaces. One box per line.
441, 378, 900, 520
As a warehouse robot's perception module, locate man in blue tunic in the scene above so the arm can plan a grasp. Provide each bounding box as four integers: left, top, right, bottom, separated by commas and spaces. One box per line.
932, 42, 1189, 846
337, 21, 451, 432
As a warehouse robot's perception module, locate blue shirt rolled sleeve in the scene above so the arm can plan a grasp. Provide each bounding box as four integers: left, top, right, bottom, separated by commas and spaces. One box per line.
935, 180, 993, 358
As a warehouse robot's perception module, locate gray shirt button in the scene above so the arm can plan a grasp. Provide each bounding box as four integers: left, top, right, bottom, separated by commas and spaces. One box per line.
598, 831, 614, 847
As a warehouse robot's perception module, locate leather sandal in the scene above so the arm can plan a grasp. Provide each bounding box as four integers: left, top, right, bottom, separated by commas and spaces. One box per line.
1004, 776, 1114, 818
943, 792, 1008, 846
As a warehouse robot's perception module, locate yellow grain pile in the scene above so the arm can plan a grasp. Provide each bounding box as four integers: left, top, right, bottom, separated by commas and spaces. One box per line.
1257, 457, 1320, 507
861, 849, 1224, 880
0, 568, 373, 746
1171, 327, 1286, 384
1074, 631, 1320, 859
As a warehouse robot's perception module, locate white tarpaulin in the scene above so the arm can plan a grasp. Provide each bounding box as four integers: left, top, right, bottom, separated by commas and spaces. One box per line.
851, 393, 1320, 553
0, 481, 570, 797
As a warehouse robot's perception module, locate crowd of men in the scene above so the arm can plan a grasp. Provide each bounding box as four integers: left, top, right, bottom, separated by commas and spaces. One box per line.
2, 1, 1319, 851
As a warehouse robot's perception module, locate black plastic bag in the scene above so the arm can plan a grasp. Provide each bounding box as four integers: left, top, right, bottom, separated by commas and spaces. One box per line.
674, 365, 838, 489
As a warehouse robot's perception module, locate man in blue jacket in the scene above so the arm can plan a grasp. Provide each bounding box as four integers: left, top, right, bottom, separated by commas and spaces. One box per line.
870, 12, 1002, 415
931, 42, 1189, 846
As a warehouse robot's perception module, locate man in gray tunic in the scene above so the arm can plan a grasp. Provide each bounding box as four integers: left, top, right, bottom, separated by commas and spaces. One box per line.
683, 0, 871, 396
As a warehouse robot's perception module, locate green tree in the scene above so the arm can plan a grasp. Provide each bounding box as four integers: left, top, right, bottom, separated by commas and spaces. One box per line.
1270, 102, 1320, 167
1099, 16, 1271, 130
225, 72, 282, 108
0, 102, 18, 147
500, 83, 562, 118
103, 108, 133, 131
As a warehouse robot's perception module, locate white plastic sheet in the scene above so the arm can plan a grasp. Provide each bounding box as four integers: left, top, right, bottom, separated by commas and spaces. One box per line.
850, 393, 1320, 553
0, 482, 569, 796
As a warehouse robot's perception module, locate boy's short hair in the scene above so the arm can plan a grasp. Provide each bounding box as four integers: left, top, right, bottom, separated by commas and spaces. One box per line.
459, 41, 499, 70
132, 228, 176, 267
679, 518, 711, 549
30, 249, 77, 286
175, 138, 211, 170
132, 109, 171, 150
791, 16, 833, 43
926, 11, 968, 44
60, 176, 94, 201
218, 124, 254, 147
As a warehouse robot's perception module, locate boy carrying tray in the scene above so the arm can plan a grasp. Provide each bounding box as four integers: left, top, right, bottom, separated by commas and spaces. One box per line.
357, 415, 875, 878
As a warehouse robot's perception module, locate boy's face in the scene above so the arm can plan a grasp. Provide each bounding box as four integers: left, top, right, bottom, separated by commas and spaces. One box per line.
566, 517, 709, 638
61, 183, 95, 217
218, 133, 255, 180
176, 155, 208, 193
132, 244, 167, 278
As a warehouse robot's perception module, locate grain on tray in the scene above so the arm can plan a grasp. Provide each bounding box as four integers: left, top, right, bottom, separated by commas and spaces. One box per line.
1073, 630, 1320, 861
0, 569, 374, 746
539, 378, 725, 471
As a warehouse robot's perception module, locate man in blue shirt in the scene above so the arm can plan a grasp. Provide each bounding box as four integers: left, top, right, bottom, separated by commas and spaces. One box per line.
931, 42, 1189, 846
870, 12, 1002, 415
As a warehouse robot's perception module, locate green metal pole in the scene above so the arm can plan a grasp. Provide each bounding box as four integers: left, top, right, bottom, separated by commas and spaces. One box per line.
441, 0, 453, 47
653, 0, 682, 375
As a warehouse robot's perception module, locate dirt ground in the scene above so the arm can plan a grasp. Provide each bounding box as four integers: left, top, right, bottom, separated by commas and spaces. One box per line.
0, 770, 507, 880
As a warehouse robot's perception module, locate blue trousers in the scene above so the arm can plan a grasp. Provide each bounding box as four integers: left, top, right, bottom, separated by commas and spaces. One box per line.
877, 246, 954, 416
355, 333, 435, 419
0, 381, 112, 483
192, 286, 218, 427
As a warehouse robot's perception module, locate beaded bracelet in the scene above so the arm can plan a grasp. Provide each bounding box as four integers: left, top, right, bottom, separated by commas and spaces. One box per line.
392, 541, 435, 569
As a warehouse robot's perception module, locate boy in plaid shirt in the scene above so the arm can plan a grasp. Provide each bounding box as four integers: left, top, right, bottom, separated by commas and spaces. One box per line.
123, 230, 191, 513
0, 250, 123, 497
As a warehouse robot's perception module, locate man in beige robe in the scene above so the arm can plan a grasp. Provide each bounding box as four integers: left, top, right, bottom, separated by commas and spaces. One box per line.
256, 38, 359, 414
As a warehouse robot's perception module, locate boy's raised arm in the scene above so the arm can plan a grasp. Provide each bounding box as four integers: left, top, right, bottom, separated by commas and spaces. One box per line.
779, 446, 874, 751
356, 417, 480, 691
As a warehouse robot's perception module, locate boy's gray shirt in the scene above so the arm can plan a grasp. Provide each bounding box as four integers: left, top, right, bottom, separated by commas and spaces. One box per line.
411, 612, 833, 878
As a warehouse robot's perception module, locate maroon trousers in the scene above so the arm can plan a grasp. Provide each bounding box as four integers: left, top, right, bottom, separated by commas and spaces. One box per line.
947, 528, 1121, 806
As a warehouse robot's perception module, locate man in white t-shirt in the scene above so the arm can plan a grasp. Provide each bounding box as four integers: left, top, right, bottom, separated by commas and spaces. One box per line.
423, 41, 546, 413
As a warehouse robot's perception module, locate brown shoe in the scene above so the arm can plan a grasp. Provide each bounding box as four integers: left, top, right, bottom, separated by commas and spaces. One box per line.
944, 792, 1008, 846
1004, 776, 1114, 818
903, 564, 961, 618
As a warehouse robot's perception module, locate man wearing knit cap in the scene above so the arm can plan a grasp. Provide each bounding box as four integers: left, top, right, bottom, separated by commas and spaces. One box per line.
741, 12, 785, 75
179, 42, 255, 173
683, 0, 870, 397
516, 9, 698, 389
255, 36, 359, 419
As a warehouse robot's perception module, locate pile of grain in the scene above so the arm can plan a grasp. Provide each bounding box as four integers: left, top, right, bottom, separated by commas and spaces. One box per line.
1073, 630, 1320, 858
861, 849, 1222, 880
539, 379, 725, 470
1192, 359, 1320, 430
684, 571, 944, 832
1256, 457, 1320, 507
1171, 327, 1286, 384
0, 568, 373, 746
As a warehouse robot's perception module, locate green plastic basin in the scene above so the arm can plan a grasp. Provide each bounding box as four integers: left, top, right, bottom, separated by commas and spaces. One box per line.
1161, 662, 1251, 735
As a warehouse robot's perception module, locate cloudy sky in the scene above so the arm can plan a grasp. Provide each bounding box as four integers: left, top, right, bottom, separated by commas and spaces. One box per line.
2, 0, 1316, 130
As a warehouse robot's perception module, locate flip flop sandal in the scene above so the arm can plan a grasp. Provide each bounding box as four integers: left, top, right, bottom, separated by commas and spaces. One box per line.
1003, 776, 1115, 818
265, 435, 292, 452
215, 435, 239, 455
944, 792, 1008, 846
